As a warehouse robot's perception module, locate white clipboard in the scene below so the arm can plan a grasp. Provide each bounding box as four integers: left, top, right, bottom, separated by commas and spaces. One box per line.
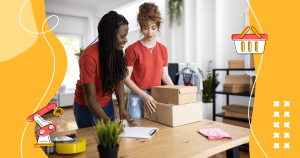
118, 121, 158, 139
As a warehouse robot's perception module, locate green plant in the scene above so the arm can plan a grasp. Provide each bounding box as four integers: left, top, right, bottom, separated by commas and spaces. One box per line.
94, 119, 123, 149
168, 0, 183, 27
198, 60, 220, 103
75, 47, 84, 58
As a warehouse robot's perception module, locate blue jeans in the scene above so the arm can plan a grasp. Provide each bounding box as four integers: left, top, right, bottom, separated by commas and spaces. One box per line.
127, 89, 151, 118
73, 100, 115, 128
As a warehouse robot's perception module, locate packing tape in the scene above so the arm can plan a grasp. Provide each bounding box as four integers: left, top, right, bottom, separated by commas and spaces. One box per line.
55, 138, 86, 154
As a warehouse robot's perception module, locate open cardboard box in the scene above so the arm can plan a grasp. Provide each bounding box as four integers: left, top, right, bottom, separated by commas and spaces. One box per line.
144, 102, 203, 127
151, 85, 197, 105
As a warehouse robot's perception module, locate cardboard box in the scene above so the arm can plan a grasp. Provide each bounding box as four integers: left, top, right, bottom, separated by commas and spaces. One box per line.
225, 75, 250, 84
251, 76, 256, 85
223, 84, 250, 93
228, 60, 244, 69
151, 85, 197, 105
144, 102, 202, 127
250, 54, 255, 68
224, 111, 251, 119
222, 104, 253, 115
249, 85, 255, 94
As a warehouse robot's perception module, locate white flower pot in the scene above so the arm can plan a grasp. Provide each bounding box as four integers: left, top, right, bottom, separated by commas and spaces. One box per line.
202, 102, 213, 120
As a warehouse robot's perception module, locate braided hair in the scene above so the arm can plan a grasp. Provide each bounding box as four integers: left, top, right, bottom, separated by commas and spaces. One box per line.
91, 11, 129, 96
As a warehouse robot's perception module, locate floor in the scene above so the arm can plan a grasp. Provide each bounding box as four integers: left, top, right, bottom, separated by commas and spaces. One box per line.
40, 106, 250, 158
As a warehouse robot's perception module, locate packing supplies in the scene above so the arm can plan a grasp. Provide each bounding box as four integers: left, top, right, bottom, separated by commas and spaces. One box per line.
228, 60, 244, 69
55, 138, 86, 154
151, 85, 197, 105
144, 102, 202, 127
223, 84, 249, 93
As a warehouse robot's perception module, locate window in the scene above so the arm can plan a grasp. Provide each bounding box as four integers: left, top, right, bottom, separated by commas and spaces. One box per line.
57, 35, 82, 90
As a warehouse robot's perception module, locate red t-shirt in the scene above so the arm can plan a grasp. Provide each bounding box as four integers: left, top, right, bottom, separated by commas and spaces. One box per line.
125, 41, 168, 90
74, 43, 112, 107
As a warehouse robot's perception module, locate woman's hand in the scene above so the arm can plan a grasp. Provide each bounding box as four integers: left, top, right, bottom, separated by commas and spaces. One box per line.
119, 109, 138, 127
119, 124, 125, 134
142, 93, 156, 113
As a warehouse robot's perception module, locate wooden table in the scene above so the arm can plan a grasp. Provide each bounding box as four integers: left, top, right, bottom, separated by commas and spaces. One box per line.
48, 119, 249, 158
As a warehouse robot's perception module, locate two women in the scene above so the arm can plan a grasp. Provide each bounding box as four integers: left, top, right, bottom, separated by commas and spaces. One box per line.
73, 2, 172, 129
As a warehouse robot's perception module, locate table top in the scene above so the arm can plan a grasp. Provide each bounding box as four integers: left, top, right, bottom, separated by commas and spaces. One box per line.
49, 119, 249, 158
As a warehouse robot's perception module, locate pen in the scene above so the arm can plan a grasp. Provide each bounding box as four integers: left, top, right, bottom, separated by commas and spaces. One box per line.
116, 116, 121, 125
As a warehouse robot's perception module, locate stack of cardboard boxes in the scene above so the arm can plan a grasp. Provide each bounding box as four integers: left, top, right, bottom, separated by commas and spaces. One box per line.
223, 75, 250, 93
144, 85, 203, 127
222, 104, 252, 128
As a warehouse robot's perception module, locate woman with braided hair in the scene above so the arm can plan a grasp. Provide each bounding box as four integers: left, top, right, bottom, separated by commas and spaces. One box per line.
124, 2, 174, 118
73, 11, 137, 130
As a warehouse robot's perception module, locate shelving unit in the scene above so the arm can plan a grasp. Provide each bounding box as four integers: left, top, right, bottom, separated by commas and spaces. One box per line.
212, 68, 255, 123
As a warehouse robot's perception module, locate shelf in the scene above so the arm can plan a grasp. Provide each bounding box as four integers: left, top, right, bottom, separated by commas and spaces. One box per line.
215, 112, 251, 123
215, 91, 255, 97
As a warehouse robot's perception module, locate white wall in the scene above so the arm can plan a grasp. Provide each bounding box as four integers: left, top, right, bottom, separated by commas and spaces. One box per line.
46, 13, 87, 46
213, 0, 253, 122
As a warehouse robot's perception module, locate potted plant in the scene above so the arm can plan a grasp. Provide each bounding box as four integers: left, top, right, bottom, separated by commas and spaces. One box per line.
198, 60, 220, 102
94, 119, 123, 158
198, 60, 220, 120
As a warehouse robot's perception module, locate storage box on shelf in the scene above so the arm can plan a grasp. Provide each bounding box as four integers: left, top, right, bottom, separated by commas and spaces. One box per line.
212, 68, 255, 122
228, 60, 244, 69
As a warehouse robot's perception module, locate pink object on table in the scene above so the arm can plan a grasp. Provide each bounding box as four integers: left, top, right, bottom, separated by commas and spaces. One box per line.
198, 128, 232, 140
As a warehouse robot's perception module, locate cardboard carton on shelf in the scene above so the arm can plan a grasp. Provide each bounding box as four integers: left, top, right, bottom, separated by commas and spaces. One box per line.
224, 111, 251, 119
228, 60, 244, 69
225, 75, 250, 84
251, 76, 256, 85
151, 85, 197, 105
222, 104, 253, 115
223, 84, 250, 93
249, 85, 255, 94
250, 54, 255, 68
144, 102, 203, 127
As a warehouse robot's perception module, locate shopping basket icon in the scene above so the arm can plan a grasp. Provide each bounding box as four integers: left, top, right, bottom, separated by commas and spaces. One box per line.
231, 26, 268, 54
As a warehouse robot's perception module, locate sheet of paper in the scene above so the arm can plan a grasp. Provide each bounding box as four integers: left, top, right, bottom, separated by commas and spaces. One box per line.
119, 120, 158, 139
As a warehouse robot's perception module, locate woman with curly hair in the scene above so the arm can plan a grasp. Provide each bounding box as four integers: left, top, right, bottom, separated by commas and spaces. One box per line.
73, 11, 137, 129
124, 2, 174, 119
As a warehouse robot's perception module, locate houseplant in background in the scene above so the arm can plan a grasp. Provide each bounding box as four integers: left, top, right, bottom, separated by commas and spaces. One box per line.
198, 60, 220, 120
167, 0, 183, 27
94, 119, 123, 158
75, 47, 84, 59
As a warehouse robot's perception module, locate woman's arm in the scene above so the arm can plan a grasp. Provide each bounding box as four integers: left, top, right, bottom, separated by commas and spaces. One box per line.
115, 81, 138, 127
82, 83, 109, 121
161, 66, 174, 85
123, 66, 156, 113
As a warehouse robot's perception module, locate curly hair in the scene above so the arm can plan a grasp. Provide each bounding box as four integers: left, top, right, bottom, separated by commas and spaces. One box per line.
137, 2, 162, 32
